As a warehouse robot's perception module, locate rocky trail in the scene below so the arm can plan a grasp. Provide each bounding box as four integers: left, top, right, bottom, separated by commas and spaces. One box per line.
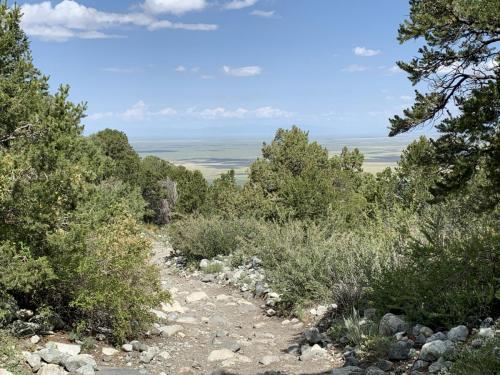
23, 240, 341, 375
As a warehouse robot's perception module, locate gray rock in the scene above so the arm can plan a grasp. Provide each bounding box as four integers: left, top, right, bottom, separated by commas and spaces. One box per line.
299, 344, 326, 361
38, 364, 67, 375
287, 344, 300, 355
122, 344, 133, 352
330, 366, 363, 375
412, 324, 433, 337
207, 349, 235, 362
379, 313, 408, 336
62, 354, 97, 372
365, 367, 385, 375
428, 357, 452, 373
415, 333, 427, 347
222, 341, 241, 353
130, 340, 147, 352
16, 309, 34, 321
251, 256, 262, 269
23, 352, 42, 371
420, 340, 454, 362
363, 308, 377, 320
97, 368, 143, 375
76, 364, 95, 375
39, 347, 66, 364
426, 331, 447, 343
374, 360, 393, 371
199, 259, 210, 268
411, 360, 429, 371
304, 327, 322, 344
10, 320, 41, 337
202, 274, 216, 283
47, 342, 81, 356
388, 340, 413, 360
139, 346, 159, 364
447, 325, 469, 342
471, 338, 484, 348
480, 317, 494, 328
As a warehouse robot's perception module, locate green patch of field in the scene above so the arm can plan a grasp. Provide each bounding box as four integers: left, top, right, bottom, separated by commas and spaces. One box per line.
131, 136, 418, 182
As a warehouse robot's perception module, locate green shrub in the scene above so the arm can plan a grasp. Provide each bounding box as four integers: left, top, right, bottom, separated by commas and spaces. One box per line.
202, 263, 224, 274
236, 220, 396, 312
70, 215, 169, 343
343, 308, 377, 347
0, 330, 23, 374
450, 338, 500, 375
169, 216, 259, 262
371, 211, 499, 328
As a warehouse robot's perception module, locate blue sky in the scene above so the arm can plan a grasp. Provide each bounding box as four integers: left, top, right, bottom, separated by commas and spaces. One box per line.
16, 0, 425, 139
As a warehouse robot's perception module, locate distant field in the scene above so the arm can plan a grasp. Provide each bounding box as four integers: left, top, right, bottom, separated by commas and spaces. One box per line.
131, 136, 419, 183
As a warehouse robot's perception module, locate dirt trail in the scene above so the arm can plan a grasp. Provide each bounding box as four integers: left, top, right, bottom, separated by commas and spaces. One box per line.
143, 241, 339, 374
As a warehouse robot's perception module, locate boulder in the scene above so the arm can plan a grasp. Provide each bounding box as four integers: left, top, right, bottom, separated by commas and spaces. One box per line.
30, 335, 41, 344
388, 340, 413, 360
379, 313, 408, 336
38, 347, 66, 364
76, 364, 95, 375
139, 346, 159, 364
426, 332, 447, 343
304, 327, 322, 344
447, 325, 469, 342
130, 340, 147, 352
365, 367, 385, 375
62, 354, 97, 372
121, 344, 133, 352
47, 342, 81, 356
10, 320, 41, 337
23, 351, 42, 371
420, 340, 454, 362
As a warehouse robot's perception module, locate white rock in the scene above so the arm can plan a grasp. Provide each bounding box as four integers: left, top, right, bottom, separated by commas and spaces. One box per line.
62, 354, 97, 372
185, 291, 208, 303
159, 325, 184, 337
208, 349, 235, 362
76, 364, 94, 375
47, 342, 81, 356
101, 347, 119, 356
150, 309, 168, 320
122, 344, 133, 352
259, 355, 280, 366
30, 335, 41, 345
478, 327, 495, 339
0, 370, 14, 375
161, 301, 186, 314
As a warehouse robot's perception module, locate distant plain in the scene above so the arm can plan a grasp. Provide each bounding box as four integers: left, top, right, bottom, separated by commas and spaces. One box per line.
131, 135, 421, 183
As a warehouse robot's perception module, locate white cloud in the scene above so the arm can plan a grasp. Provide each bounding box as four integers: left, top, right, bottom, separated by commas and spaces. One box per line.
156, 107, 177, 116
141, 0, 207, 15
175, 65, 187, 72
102, 67, 137, 74
223, 65, 262, 77
342, 64, 369, 73
400, 95, 412, 101
20, 0, 217, 41
250, 10, 275, 18
198, 106, 291, 119
224, 0, 258, 10
122, 100, 149, 121
353, 46, 381, 57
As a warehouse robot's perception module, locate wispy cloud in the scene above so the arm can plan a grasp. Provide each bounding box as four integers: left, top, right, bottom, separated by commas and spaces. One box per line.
141, 0, 207, 15
87, 102, 291, 121
250, 10, 276, 18
342, 64, 369, 73
175, 65, 187, 72
223, 65, 262, 77
224, 0, 258, 10
353, 46, 381, 57
102, 67, 138, 74
20, 0, 218, 42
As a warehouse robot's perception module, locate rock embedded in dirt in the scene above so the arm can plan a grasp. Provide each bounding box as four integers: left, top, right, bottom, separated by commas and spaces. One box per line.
299, 344, 326, 361
130, 340, 147, 352
30, 335, 41, 344
121, 344, 133, 352
259, 355, 280, 366
38, 347, 66, 364
102, 347, 119, 356
139, 346, 159, 364
159, 324, 184, 337
185, 291, 208, 303
207, 349, 235, 362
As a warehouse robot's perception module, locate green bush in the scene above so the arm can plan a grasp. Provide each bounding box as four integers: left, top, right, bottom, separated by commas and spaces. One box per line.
371, 210, 499, 328
70, 215, 169, 343
450, 337, 500, 375
168, 216, 259, 262
236, 220, 396, 312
